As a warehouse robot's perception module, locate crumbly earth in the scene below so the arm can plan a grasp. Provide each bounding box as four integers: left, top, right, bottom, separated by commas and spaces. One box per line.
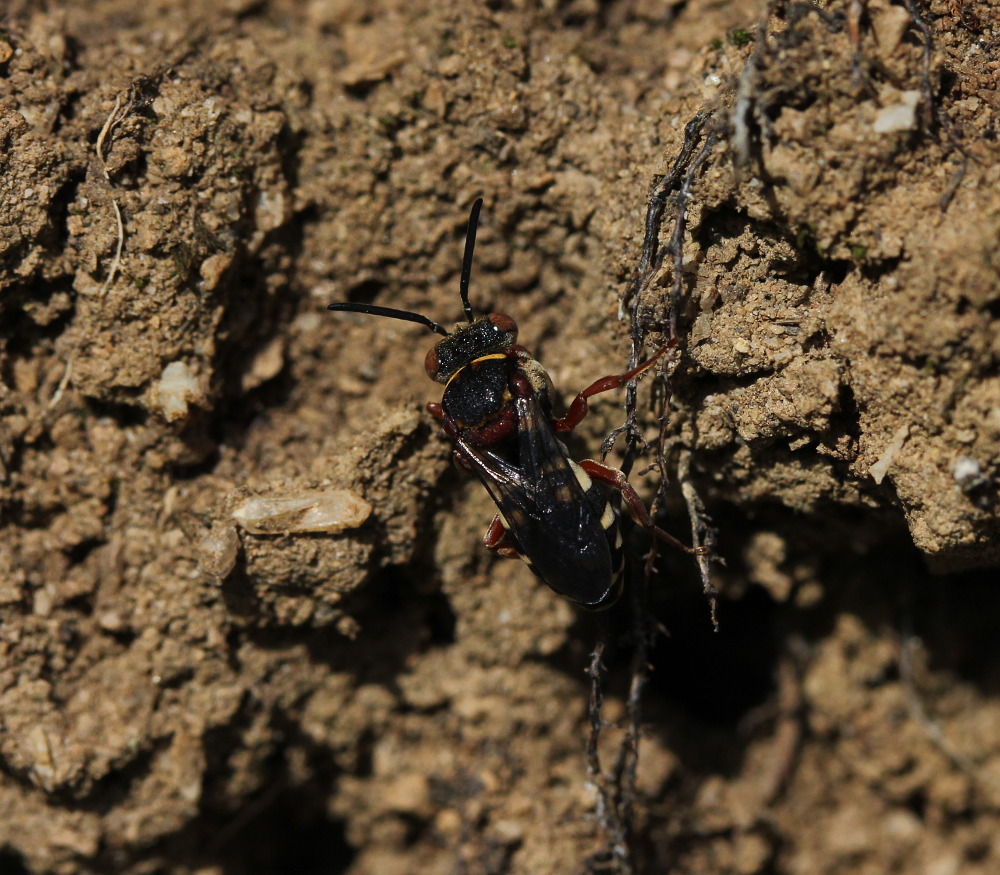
1, 0, 999, 873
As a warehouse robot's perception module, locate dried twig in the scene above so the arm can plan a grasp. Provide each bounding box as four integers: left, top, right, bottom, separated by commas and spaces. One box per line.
900, 0, 978, 211
678, 449, 719, 628
46, 357, 74, 410
96, 92, 129, 296
602, 109, 714, 467
95, 79, 156, 296
583, 623, 635, 873
730, 0, 782, 170
583, 103, 722, 872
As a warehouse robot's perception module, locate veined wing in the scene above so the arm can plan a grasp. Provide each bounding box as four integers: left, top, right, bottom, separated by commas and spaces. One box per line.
455, 391, 618, 607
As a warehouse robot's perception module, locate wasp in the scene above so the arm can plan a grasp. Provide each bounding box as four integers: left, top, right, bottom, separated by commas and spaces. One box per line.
329, 199, 703, 609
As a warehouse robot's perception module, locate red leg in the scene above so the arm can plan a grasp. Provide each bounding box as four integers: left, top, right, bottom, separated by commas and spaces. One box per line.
554, 346, 670, 433
483, 514, 520, 559
579, 459, 709, 556
427, 402, 444, 419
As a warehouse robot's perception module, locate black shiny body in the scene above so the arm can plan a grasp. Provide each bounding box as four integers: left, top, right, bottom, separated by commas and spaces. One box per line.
328, 198, 626, 609
441, 355, 512, 432
455, 385, 625, 608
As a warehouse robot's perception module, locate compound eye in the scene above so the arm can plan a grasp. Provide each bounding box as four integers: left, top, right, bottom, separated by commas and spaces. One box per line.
488, 313, 518, 341
424, 345, 441, 380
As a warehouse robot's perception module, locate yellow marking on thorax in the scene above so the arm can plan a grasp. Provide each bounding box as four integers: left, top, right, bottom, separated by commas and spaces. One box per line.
444, 353, 508, 388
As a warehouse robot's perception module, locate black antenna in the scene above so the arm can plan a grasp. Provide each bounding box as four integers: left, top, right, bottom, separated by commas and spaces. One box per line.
460, 198, 483, 322
326, 302, 449, 337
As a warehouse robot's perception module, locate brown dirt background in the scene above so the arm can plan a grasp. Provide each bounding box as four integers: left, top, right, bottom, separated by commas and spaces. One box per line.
2, 0, 999, 872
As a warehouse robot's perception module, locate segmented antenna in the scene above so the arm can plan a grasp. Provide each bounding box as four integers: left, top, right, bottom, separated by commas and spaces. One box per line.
326, 302, 449, 337
460, 198, 484, 322
328, 198, 485, 334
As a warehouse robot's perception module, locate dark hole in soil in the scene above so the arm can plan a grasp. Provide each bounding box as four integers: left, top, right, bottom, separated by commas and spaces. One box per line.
0, 847, 30, 875
647, 581, 778, 726
210, 785, 356, 875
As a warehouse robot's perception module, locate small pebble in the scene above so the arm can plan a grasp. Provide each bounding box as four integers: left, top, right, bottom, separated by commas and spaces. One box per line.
233, 490, 372, 534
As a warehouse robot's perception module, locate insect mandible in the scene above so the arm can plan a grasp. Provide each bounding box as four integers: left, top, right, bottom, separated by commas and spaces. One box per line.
328, 199, 704, 609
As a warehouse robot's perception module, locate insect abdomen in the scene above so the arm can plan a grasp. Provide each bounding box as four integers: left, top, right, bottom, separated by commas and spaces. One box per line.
575, 461, 626, 600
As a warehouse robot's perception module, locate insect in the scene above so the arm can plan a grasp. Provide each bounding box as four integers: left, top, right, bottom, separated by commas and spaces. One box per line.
328, 198, 704, 609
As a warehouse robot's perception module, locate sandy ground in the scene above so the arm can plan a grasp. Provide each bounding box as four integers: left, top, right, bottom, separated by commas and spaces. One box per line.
1, 0, 999, 872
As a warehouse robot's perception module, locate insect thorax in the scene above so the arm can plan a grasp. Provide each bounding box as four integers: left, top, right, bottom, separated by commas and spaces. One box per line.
442, 355, 512, 429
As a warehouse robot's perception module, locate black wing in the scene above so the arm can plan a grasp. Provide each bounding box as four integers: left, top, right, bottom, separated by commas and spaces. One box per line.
455, 391, 618, 608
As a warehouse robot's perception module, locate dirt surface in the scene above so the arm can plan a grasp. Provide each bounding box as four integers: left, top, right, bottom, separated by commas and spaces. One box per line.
2, 0, 999, 872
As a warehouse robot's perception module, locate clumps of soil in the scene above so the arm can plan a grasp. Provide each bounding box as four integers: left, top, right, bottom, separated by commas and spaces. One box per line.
661, 0, 1000, 571
1, 0, 999, 873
